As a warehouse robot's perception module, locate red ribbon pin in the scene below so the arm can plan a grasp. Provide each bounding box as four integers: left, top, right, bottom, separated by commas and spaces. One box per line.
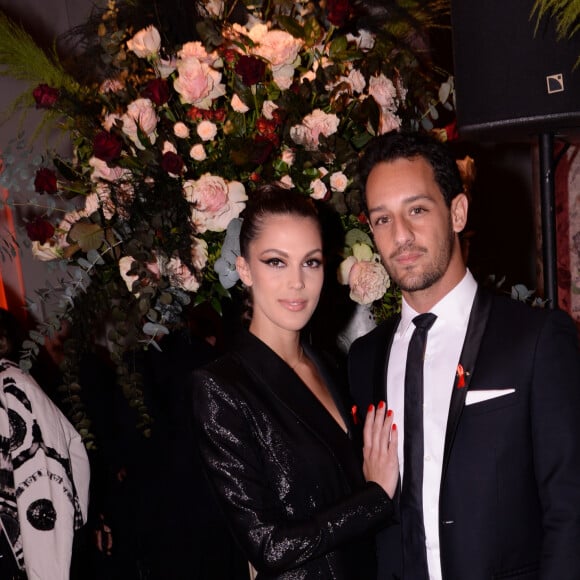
456, 364, 466, 388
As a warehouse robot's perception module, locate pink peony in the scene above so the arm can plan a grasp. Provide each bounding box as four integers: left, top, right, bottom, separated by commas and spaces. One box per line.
348, 260, 390, 304
290, 109, 340, 150
174, 57, 226, 109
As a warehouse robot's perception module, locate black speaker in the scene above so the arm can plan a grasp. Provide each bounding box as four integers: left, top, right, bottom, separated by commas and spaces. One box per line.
451, 1, 580, 140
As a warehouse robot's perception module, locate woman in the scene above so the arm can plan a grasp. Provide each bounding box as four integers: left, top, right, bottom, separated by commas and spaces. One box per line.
191, 185, 398, 579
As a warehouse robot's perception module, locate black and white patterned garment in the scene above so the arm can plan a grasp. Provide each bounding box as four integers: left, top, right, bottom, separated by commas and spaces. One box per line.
0, 359, 89, 580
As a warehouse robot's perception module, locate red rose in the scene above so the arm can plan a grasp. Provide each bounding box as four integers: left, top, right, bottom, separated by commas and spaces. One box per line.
32, 84, 59, 109
327, 0, 350, 27
26, 218, 55, 244
34, 168, 58, 195
161, 151, 184, 175
235, 55, 266, 86
186, 107, 203, 121
221, 49, 238, 66
142, 78, 170, 106
211, 108, 226, 123
256, 118, 276, 136
93, 131, 123, 162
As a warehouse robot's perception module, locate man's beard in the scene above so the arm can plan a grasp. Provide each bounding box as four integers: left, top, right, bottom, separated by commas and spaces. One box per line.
387, 220, 455, 293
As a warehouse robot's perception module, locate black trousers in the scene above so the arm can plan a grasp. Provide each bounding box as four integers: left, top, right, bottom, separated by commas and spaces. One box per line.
0, 528, 26, 579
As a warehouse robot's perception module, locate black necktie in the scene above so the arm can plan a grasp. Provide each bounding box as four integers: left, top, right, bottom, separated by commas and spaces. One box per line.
401, 312, 437, 580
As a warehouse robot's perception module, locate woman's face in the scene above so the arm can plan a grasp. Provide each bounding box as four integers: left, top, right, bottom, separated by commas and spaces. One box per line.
236, 213, 324, 341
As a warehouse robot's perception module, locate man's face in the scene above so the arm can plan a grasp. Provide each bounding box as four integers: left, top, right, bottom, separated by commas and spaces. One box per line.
365, 156, 467, 298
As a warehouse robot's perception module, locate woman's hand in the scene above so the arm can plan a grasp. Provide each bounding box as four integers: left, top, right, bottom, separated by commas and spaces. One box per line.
362, 401, 399, 499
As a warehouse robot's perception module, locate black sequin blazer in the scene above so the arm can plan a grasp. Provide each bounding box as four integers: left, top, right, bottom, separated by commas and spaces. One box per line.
191, 330, 393, 579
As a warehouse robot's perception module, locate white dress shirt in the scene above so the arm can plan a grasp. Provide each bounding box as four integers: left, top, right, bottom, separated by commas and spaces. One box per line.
387, 269, 477, 580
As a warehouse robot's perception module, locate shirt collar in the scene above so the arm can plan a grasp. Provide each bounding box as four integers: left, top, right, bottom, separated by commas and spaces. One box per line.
398, 269, 477, 336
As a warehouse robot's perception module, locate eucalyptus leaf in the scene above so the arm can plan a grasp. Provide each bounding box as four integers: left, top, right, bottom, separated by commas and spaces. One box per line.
142, 322, 170, 336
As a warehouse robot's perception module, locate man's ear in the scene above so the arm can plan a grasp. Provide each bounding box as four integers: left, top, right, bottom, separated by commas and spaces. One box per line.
236, 256, 252, 287
451, 193, 468, 233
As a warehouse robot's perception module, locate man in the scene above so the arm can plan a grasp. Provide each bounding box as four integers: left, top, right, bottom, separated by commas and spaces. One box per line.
348, 131, 580, 579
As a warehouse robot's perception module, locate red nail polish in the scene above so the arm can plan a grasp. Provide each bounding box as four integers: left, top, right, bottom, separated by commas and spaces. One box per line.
368, 404, 374, 412
387, 409, 393, 417
392, 424, 397, 431
378, 401, 385, 410
351, 405, 358, 425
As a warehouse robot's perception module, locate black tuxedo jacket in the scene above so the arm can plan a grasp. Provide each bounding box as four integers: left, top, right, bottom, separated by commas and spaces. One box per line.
191, 329, 394, 579
348, 287, 580, 580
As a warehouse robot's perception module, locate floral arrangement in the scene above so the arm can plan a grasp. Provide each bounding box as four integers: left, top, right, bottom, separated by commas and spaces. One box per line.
0, 0, 455, 438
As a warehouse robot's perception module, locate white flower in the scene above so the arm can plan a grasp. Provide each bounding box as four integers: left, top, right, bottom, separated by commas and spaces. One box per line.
119, 256, 139, 293
173, 122, 190, 138
31, 241, 62, 261
127, 25, 161, 59
231, 94, 249, 113
191, 237, 209, 270
157, 56, 178, 78
352, 242, 374, 261
197, 120, 218, 141
347, 29, 375, 51
202, 0, 224, 18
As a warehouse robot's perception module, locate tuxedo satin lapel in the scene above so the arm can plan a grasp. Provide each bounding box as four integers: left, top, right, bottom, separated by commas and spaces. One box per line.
374, 316, 400, 404
442, 287, 493, 480
233, 331, 351, 453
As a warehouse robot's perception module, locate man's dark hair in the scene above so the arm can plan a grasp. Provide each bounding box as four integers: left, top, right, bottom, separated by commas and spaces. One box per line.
359, 131, 464, 211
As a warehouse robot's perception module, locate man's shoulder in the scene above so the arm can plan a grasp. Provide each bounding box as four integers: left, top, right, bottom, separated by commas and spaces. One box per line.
349, 316, 399, 358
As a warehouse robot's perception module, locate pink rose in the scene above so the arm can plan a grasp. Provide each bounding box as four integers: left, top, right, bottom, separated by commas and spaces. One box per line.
348, 260, 390, 305
330, 171, 348, 193
189, 144, 207, 161
251, 28, 302, 69
262, 100, 278, 120
186, 175, 247, 233
127, 25, 161, 58
173, 122, 190, 138
231, 94, 249, 113
378, 110, 402, 135
183, 174, 229, 211
121, 98, 158, 148
174, 57, 226, 109
197, 120, 218, 141
369, 74, 398, 110
290, 109, 340, 150
310, 178, 328, 200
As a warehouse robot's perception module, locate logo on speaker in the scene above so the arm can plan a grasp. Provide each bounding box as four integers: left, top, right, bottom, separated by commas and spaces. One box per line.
546, 74, 564, 94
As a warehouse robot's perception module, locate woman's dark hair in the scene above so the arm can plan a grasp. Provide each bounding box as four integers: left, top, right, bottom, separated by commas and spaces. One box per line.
239, 184, 321, 259
359, 130, 464, 210
0, 308, 24, 361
